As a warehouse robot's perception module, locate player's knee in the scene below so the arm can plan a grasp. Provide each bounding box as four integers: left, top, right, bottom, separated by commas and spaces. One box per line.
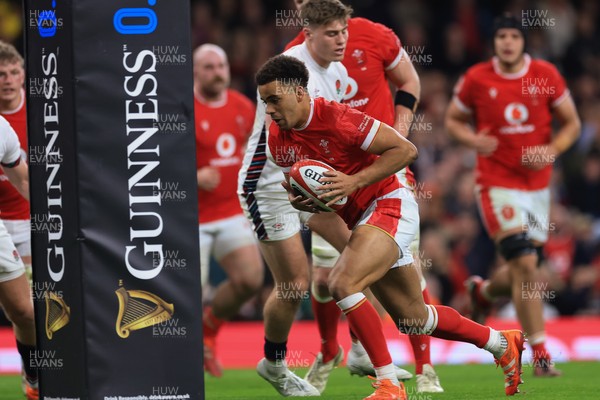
312, 266, 331, 298
327, 273, 355, 301
275, 278, 309, 304
5, 304, 35, 329
231, 271, 263, 297
391, 297, 426, 326
498, 233, 537, 262
312, 279, 330, 299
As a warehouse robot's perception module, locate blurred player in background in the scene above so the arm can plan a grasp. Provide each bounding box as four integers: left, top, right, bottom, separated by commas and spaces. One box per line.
0, 41, 38, 400
258, 54, 526, 398
0, 43, 30, 278
0, 114, 36, 399
193, 44, 264, 378
286, 1, 442, 392
445, 14, 581, 377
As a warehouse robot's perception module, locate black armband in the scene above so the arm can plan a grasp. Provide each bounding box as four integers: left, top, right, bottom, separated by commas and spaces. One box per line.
1, 158, 20, 168
394, 90, 418, 113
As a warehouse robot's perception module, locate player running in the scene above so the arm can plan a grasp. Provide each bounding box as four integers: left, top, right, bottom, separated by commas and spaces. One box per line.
445, 14, 580, 377
285, 3, 441, 392
0, 115, 36, 399
258, 54, 526, 399
0, 41, 38, 400
239, 1, 351, 395
0, 42, 30, 281
193, 44, 264, 377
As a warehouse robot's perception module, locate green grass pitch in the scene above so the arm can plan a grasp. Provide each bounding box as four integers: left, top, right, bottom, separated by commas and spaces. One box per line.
0, 362, 597, 399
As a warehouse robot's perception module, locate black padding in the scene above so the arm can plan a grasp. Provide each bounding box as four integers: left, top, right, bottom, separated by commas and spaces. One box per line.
498, 232, 536, 261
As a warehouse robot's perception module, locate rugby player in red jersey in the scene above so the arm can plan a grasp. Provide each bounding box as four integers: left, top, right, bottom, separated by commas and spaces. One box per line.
445, 14, 580, 377
193, 44, 263, 378
259, 54, 526, 398
286, 2, 441, 392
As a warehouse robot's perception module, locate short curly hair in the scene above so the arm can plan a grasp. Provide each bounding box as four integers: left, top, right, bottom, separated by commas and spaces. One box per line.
300, 0, 352, 27
255, 55, 309, 89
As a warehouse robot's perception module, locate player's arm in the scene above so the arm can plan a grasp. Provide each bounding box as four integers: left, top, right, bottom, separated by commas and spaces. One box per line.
549, 96, 580, 156
4, 160, 29, 201
197, 166, 220, 191
445, 99, 498, 156
522, 95, 581, 171
319, 123, 417, 205
0, 117, 29, 200
387, 50, 420, 138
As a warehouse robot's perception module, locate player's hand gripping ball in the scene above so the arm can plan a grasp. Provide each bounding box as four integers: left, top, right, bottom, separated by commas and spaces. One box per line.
289, 159, 348, 212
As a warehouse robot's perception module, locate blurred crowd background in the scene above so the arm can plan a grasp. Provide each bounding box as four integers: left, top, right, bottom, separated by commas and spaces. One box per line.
0, 0, 598, 324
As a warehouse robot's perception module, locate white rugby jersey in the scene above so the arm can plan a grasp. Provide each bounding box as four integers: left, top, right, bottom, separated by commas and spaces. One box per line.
0, 116, 21, 167
238, 42, 348, 194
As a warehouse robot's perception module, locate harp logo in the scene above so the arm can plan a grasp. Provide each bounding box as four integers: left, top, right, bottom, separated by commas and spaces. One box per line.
45, 291, 70, 340
115, 287, 174, 338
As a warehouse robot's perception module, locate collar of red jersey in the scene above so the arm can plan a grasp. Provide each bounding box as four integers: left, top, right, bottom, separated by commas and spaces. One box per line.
295, 98, 314, 131
492, 53, 531, 80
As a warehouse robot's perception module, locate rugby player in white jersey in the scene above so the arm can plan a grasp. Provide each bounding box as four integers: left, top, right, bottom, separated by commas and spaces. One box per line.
0, 115, 37, 399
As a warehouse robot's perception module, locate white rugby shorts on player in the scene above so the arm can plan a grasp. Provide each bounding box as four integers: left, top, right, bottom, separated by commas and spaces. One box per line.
238, 180, 313, 242
2, 219, 31, 258
475, 185, 551, 243
0, 220, 25, 282
199, 214, 258, 287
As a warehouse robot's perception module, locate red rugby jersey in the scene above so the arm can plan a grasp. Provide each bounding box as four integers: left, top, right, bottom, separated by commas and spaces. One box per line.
195, 89, 255, 223
268, 97, 401, 229
453, 54, 569, 190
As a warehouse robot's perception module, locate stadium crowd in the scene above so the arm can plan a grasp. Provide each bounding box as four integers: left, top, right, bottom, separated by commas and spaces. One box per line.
0, 0, 598, 325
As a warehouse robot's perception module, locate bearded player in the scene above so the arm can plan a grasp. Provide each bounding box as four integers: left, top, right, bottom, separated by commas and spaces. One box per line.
445, 14, 580, 377
193, 44, 264, 378
286, 2, 442, 392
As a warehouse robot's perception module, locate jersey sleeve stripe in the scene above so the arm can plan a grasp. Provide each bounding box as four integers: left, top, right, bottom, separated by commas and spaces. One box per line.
1, 157, 20, 168
360, 120, 382, 151
452, 96, 472, 114
551, 89, 570, 108
266, 140, 275, 163
385, 48, 404, 71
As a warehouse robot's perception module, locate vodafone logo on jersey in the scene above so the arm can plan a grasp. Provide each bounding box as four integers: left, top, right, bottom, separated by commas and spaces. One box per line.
216, 133, 236, 158
344, 76, 358, 99
343, 76, 369, 108
503, 103, 529, 125
500, 102, 535, 134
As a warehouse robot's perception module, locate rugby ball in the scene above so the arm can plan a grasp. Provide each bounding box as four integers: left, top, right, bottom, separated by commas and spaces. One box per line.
288, 159, 348, 212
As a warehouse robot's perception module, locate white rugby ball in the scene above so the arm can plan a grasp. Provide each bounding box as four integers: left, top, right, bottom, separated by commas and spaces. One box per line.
288, 159, 347, 212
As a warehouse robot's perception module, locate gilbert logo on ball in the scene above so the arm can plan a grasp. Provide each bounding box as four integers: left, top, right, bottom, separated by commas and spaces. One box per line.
289, 159, 347, 212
